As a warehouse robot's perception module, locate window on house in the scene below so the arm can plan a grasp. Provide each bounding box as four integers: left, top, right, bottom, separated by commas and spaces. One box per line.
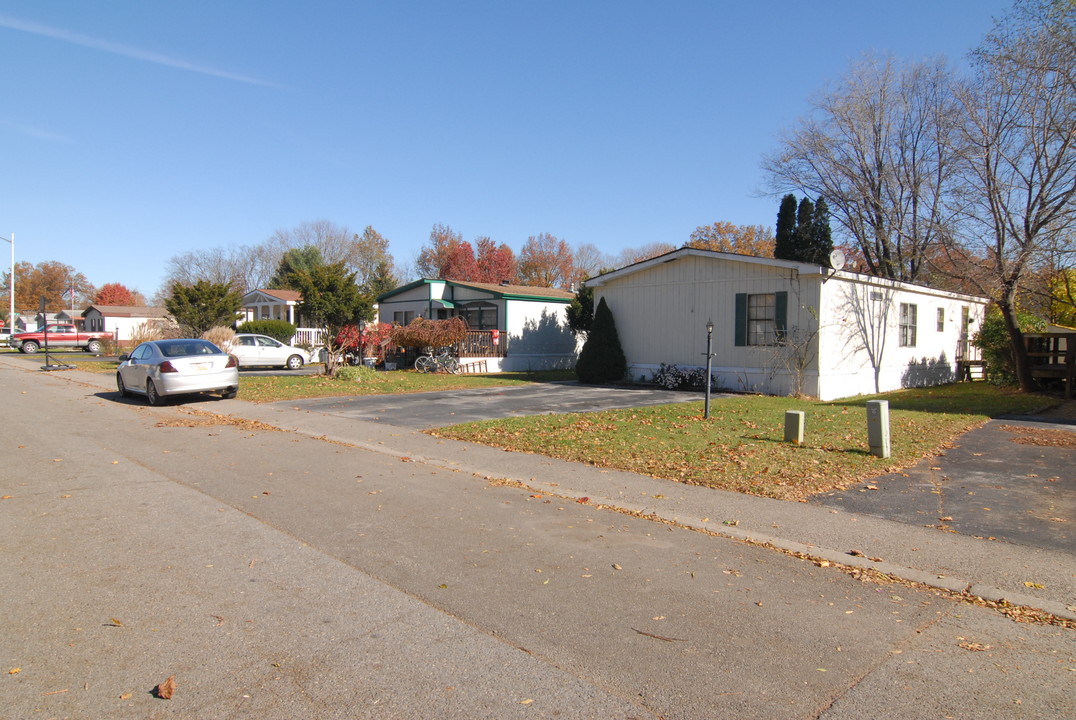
735, 291, 787, 346
460, 301, 498, 330
936, 307, 945, 332
900, 303, 918, 347
748, 294, 776, 346
393, 311, 415, 325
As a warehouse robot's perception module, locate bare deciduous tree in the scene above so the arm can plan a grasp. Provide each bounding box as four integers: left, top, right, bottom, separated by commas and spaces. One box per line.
764, 53, 960, 283
946, 0, 1076, 391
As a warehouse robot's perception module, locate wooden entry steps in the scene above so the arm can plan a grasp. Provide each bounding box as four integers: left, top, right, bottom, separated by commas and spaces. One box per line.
459, 359, 488, 374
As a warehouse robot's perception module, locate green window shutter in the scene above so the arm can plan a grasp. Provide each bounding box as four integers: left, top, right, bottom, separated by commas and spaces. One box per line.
734, 293, 747, 346
775, 291, 788, 340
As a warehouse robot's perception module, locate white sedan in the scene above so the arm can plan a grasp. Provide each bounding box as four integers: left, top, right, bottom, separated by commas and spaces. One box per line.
117, 339, 239, 405
232, 333, 311, 370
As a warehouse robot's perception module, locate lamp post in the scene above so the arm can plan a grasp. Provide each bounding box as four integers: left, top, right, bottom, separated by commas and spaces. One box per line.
2, 233, 12, 333
704, 317, 714, 419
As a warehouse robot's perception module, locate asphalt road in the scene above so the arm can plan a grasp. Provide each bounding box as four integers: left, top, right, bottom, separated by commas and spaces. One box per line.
2, 360, 1073, 718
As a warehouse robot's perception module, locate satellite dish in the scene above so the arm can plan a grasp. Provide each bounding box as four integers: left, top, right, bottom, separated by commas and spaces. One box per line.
828, 249, 846, 271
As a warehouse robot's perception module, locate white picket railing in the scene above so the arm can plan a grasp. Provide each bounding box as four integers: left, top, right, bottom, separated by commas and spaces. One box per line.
292, 328, 324, 347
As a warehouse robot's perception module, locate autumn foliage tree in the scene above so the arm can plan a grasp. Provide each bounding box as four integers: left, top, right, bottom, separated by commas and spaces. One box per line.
93, 282, 138, 306
688, 221, 776, 257
5, 260, 95, 311
518, 233, 575, 288
474, 237, 517, 284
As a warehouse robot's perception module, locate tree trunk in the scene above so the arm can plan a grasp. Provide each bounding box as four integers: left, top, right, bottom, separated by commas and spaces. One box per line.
998, 300, 1036, 392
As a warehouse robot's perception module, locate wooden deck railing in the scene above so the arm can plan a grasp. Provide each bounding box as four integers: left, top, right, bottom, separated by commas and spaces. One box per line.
1024, 332, 1075, 397
458, 330, 507, 358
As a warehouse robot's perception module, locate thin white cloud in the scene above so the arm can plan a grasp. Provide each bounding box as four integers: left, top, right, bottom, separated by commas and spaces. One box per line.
1, 119, 72, 144
0, 13, 277, 87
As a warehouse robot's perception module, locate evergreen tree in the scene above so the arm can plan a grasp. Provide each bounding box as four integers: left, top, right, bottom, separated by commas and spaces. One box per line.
810, 196, 835, 266
794, 196, 816, 262
270, 246, 325, 289
774, 194, 798, 260
164, 280, 244, 336
290, 262, 374, 377
575, 297, 626, 384
363, 260, 398, 298
566, 283, 595, 337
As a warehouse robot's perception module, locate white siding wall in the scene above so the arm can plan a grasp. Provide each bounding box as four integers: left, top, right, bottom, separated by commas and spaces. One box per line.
596, 255, 823, 396
502, 299, 579, 371
817, 278, 987, 400
377, 282, 447, 325
595, 252, 988, 401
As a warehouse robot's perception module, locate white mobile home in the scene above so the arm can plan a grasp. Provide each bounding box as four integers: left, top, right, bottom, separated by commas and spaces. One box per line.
82, 305, 171, 347
586, 248, 988, 401
377, 279, 579, 371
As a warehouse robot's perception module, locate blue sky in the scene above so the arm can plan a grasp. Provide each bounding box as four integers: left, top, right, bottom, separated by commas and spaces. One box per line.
1, 0, 1011, 299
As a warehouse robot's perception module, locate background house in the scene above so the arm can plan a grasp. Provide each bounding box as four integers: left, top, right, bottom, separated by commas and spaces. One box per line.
82, 305, 171, 347
377, 279, 579, 371
240, 289, 326, 346
586, 248, 988, 401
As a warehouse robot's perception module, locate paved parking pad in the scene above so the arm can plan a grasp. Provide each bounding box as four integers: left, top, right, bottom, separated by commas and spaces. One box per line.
277, 382, 706, 428
812, 416, 1076, 554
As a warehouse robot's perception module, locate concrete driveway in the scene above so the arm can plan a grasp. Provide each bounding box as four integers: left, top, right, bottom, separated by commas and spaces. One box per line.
275, 382, 707, 428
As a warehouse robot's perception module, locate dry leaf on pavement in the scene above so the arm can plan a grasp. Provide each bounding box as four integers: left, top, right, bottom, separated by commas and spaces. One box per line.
155, 675, 176, 700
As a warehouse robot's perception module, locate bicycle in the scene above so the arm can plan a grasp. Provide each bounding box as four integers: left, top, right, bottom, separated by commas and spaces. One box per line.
415, 348, 461, 374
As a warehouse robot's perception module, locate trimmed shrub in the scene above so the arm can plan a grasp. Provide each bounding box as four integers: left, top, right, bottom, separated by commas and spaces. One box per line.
575, 297, 627, 384
237, 319, 297, 344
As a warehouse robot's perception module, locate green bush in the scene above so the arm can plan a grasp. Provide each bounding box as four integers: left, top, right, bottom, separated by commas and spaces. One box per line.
335, 364, 379, 382
237, 319, 298, 344
972, 309, 1045, 385
575, 297, 627, 384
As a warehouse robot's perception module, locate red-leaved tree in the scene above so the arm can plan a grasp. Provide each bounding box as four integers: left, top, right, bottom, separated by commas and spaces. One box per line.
94, 282, 137, 306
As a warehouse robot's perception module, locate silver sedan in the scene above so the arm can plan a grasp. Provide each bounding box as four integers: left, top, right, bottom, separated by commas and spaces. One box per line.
117, 339, 239, 405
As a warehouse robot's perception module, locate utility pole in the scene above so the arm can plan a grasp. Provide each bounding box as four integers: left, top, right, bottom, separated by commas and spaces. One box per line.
2, 233, 12, 331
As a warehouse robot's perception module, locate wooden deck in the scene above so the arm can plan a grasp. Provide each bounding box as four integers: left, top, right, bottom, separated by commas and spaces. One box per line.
1025, 332, 1076, 398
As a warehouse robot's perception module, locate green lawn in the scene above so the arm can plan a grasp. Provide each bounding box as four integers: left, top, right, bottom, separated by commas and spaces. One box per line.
433, 383, 1053, 501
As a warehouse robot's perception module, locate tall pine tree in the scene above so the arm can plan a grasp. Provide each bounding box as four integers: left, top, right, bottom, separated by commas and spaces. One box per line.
809, 197, 834, 266
774, 194, 798, 261
773, 193, 835, 265
794, 196, 815, 262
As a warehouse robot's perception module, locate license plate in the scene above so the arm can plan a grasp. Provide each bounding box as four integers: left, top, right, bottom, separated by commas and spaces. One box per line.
191, 362, 211, 371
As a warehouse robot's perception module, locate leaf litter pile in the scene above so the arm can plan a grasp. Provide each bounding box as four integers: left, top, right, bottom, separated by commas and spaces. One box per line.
434, 388, 1050, 501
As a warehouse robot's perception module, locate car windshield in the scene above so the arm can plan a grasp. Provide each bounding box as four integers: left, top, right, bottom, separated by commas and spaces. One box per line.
158, 340, 221, 357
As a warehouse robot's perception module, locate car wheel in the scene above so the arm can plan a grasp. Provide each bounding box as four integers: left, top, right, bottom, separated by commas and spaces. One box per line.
117, 373, 130, 398
21, 340, 39, 354
86, 340, 102, 354
146, 379, 163, 406
286, 354, 304, 370
222, 387, 238, 399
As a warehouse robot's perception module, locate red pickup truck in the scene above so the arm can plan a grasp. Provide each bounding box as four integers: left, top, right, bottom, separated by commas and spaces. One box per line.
9, 324, 113, 354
